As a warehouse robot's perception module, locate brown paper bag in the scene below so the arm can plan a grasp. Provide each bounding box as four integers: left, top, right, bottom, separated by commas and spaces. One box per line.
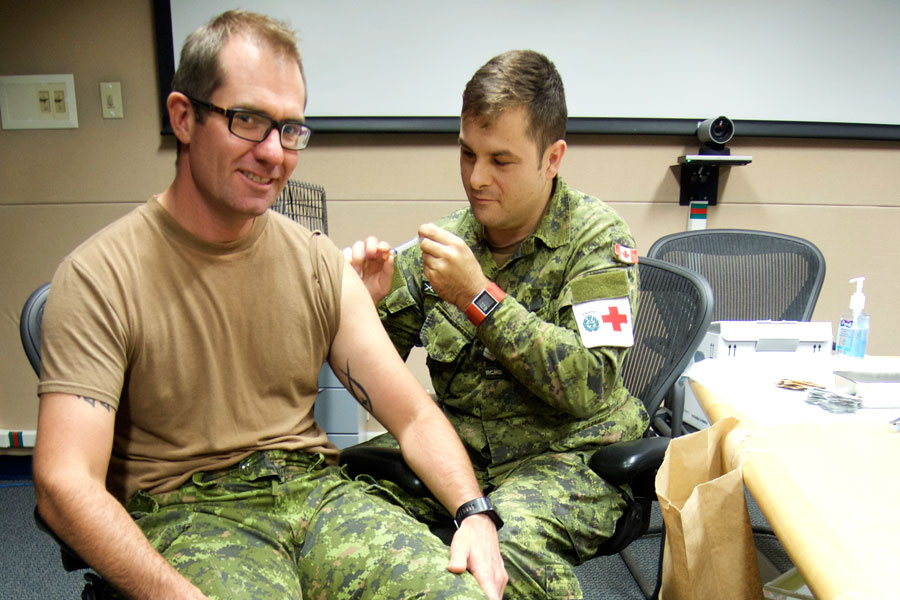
655, 416, 763, 600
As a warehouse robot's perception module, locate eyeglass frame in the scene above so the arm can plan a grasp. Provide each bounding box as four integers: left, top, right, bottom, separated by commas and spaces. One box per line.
181, 93, 312, 150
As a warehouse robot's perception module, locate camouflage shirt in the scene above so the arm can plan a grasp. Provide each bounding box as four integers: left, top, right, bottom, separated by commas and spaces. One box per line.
379, 177, 649, 479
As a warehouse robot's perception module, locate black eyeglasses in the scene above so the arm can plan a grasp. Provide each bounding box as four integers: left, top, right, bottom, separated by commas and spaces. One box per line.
183, 94, 312, 150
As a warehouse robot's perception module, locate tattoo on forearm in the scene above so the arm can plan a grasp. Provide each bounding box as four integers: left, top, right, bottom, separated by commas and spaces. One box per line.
340, 360, 373, 413
79, 396, 113, 413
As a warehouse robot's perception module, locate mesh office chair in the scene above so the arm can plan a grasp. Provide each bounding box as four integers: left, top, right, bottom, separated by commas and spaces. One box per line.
647, 229, 826, 437
342, 257, 714, 599
647, 229, 825, 322
271, 180, 328, 234
20, 282, 48, 376
588, 257, 713, 598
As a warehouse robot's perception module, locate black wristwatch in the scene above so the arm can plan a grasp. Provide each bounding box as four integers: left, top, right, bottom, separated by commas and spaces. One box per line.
454, 496, 503, 530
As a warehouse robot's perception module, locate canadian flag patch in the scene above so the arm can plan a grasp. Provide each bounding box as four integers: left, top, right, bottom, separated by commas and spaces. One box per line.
614, 243, 638, 264
572, 297, 634, 348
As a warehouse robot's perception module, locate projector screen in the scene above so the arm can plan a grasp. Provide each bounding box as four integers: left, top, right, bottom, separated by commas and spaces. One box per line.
154, 0, 900, 140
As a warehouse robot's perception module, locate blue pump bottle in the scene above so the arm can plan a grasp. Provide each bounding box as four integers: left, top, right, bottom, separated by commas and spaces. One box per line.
835, 277, 869, 358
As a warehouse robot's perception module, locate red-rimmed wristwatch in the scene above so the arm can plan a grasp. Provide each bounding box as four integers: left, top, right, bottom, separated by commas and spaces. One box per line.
464, 282, 506, 326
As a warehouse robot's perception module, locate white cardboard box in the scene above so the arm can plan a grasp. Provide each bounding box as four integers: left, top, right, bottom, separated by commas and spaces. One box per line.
682, 321, 833, 429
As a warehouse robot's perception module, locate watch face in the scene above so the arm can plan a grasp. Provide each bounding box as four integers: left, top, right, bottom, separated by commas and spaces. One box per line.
473, 290, 498, 313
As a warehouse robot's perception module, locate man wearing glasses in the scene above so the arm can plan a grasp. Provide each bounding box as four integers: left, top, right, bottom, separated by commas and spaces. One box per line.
181, 95, 312, 152
32, 10, 505, 600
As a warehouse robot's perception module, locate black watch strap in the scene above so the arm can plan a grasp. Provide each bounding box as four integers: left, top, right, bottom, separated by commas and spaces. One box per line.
454, 496, 503, 530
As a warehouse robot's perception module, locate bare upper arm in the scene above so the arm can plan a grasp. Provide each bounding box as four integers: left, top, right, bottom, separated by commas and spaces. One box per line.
328, 267, 434, 437
33, 392, 117, 486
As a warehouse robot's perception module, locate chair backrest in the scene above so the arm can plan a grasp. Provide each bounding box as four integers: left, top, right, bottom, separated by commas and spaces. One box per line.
271, 180, 328, 234
20, 282, 50, 377
621, 257, 714, 420
647, 229, 825, 321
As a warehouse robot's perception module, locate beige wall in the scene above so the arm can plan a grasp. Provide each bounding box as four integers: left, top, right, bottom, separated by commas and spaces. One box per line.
2, 1, 898, 436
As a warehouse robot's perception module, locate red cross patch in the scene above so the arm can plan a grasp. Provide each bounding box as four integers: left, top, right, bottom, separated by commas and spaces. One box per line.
572, 297, 634, 348
601, 306, 629, 331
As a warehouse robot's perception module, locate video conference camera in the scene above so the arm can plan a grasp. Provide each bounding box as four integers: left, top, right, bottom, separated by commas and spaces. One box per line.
696, 116, 734, 147
678, 115, 751, 205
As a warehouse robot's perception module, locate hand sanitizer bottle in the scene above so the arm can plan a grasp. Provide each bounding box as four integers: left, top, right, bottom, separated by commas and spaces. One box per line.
835, 277, 869, 358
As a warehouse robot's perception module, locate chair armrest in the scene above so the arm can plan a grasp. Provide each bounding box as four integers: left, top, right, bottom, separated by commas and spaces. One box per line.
588, 436, 670, 486
339, 446, 430, 498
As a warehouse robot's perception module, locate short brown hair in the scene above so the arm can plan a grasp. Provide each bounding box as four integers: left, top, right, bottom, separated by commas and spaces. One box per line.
461, 50, 567, 156
171, 9, 305, 114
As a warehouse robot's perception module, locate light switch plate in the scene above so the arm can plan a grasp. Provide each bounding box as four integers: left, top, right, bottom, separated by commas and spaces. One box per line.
0, 74, 78, 129
100, 81, 124, 119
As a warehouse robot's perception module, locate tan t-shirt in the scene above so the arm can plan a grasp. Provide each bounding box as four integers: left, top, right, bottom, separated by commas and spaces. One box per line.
39, 198, 343, 503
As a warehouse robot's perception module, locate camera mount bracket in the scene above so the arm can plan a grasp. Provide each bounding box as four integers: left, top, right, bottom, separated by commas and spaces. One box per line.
676, 154, 752, 205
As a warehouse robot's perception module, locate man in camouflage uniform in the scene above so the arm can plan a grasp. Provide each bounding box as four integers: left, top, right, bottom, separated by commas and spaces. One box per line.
32, 10, 506, 599
347, 50, 649, 599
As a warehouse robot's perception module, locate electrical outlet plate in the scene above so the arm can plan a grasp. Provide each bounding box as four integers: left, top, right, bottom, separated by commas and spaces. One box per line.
0, 74, 78, 129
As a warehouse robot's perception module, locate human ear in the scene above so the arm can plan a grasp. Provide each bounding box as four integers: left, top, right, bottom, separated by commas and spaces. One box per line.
542, 139, 567, 180
166, 92, 194, 146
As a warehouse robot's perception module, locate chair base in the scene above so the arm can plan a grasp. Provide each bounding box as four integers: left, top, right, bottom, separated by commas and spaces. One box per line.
619, 528, 664, 600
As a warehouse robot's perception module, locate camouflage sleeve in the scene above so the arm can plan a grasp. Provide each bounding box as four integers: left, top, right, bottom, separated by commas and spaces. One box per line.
376, 248, 426, 361
476, 236, 640, 419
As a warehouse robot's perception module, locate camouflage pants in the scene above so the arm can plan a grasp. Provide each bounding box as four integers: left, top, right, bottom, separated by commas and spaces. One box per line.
122, 449, 486, 600
360, 436, 626, 600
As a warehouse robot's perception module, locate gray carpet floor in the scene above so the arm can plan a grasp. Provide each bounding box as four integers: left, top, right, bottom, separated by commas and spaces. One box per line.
1, 477, 792, 599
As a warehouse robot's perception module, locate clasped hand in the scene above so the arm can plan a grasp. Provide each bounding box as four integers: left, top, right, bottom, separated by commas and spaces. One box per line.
449, 513, 508, 600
